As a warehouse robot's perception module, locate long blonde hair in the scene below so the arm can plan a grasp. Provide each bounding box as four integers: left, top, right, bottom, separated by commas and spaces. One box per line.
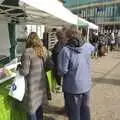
26, 32, 45, 57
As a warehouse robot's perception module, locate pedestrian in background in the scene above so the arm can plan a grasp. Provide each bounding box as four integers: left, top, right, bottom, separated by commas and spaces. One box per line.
110, 31, 115, 51
58, 28, 94, 120
117, 30, 120, 49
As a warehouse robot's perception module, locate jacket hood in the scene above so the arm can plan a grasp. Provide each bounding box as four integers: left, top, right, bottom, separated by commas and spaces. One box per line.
66, 37, 85, 53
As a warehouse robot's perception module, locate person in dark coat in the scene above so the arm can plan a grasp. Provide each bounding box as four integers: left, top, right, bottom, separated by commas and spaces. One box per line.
52, 31, 66, 86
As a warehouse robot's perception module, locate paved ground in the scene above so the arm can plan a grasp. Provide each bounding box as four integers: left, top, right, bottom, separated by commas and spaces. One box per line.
44, 51, 120, 120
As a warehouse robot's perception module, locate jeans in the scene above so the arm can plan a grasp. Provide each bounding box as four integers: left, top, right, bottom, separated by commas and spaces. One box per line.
27, 106, 43, 120
64, 91, 90, 120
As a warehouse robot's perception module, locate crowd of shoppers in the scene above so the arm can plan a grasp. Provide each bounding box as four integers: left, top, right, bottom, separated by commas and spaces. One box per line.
18, 26, 95, 120
18, 27, 120, 120
89, 30, 119, 58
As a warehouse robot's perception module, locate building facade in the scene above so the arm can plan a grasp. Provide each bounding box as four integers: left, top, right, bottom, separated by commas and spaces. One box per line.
64, 0, 120, 32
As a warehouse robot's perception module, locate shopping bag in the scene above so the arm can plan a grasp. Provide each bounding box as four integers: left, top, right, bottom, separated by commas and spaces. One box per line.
9, 71, 25, 101
46, 70, 57, 93
46, 71, 52, 91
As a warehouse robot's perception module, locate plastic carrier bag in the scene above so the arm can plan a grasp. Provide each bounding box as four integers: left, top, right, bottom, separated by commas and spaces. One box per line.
9, 71, 25, 101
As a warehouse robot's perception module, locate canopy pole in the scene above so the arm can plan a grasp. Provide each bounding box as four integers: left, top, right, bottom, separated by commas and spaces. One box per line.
77, 0, 79, 30
87, 27, 90, 42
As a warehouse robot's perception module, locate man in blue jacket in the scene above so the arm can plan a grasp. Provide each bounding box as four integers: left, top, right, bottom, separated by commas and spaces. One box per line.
58, 28, 94, 120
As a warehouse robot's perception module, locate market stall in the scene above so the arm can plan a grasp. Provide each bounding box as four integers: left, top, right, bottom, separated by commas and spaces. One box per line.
20, 0, 98, 29
0, 1, 98, 120
0, 59, 27, 120
20, 0, 90, 27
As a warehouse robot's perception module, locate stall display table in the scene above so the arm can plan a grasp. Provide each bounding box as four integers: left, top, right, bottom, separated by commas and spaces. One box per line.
0, 79, 27, 120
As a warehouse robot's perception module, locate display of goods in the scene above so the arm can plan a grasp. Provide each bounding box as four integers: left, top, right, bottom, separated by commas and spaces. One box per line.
0, 68, 13, 80
0, 60, 18, 80
4, 69, 13, 77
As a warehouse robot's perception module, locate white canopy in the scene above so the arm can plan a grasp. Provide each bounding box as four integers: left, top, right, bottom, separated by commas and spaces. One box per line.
0, 0, 98, 29
21, 0, 83, 25
21, 0, 98, 29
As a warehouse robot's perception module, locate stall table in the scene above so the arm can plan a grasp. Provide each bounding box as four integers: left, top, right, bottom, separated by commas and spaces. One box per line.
0, 77, 27, 120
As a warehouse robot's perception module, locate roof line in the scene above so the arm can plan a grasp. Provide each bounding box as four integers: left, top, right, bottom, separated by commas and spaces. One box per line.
69, 0, 120, 10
